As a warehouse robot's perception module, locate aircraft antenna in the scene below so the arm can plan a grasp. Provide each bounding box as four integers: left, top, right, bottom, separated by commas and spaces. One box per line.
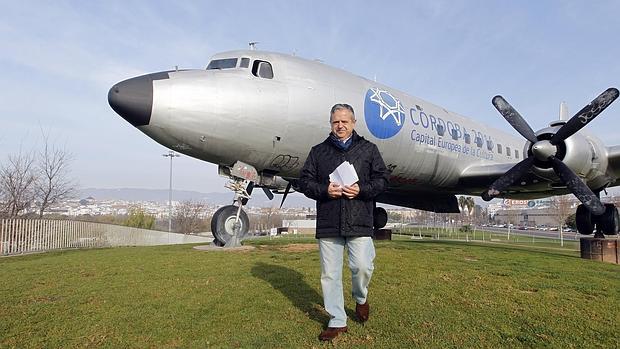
249, 42, 259, 50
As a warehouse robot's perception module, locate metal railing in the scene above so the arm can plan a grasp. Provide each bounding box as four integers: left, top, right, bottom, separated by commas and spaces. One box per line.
0, 219, 212, 256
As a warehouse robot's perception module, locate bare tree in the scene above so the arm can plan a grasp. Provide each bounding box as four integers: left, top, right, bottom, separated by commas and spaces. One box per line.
550, 194, 574, 246
173, 201, 209, 234
550, 195, 573, 227
261, 206, 283, 230
0, 150, 37, 217
34, 133, 75, 217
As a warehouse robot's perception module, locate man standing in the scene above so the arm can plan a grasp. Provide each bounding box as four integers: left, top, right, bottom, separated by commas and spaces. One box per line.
299, 103, 388, 341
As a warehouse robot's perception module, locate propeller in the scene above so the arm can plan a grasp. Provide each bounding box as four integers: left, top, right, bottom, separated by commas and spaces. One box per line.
482, 88, 618, 215
262, 187, 274, 200
480, 157, 534, 201
492, 96, 538, 143
280, 182, 292, 209
548, 157, 605, 214
241, 181, 255, 205
550, 88, 619, 144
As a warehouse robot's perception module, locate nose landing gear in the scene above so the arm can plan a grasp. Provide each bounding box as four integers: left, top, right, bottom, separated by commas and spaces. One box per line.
211, 162, 258, 247
211, 181, 251, 247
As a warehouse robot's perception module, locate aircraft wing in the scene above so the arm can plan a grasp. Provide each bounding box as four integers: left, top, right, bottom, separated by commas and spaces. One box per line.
458, 144, 620, 198
457, 162, 563, 199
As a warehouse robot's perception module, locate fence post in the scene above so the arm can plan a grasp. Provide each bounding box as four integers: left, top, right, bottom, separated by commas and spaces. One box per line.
1, 219, 5, 255
17, 219, 22, 254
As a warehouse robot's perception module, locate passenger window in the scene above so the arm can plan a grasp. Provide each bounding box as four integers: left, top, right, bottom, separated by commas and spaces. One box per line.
436, 124, 445, 136
206, 58, 238, 70
475, 137, 483, 148
486, 140, 494, 151
450, 128, 459, 140
515, 149, 519, 159
497, 144, 503, 154
506, 147, 511, 157
252, 60, 274, 79
240, 57, 250, 68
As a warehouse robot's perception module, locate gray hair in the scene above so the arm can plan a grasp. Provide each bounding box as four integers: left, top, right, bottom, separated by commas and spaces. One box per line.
330, 103, 356, 122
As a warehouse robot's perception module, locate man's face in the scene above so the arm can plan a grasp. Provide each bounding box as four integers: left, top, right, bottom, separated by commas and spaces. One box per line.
330, 109, 356, 140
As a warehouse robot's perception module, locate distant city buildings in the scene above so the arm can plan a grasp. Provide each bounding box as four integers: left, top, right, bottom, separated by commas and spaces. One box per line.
39, 197, 315, 220
5, 192, 619, 233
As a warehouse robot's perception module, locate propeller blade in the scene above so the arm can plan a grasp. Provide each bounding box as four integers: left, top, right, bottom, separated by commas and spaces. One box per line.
492, 95, 538, 143
481, 157, 535, 201
241, 181, 254, 205
279, 182, 292, 209
262, 187, 274, 200
548, 156, 605, 215
550, 87, 619, 145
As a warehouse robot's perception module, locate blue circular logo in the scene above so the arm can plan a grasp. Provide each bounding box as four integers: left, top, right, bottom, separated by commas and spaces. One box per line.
364, 88, 406, 139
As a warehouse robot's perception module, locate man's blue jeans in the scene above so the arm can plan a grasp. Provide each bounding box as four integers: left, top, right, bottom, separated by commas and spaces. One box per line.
318, 236, 375, 328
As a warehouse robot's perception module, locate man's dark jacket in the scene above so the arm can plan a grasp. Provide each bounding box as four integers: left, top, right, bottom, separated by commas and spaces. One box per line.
299, 131, 389, 239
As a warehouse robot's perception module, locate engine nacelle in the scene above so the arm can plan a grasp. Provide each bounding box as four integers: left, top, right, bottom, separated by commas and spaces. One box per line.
526, 122, 608, 189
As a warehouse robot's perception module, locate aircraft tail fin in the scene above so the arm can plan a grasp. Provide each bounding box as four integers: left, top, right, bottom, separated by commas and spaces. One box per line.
559, 101, 569, 121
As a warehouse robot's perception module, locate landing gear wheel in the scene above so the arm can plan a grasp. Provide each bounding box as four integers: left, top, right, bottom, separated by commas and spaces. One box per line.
599, 203, 619, 235
576, 204, 594, 235
373, 207, 388, 230
211, 205, 250, 245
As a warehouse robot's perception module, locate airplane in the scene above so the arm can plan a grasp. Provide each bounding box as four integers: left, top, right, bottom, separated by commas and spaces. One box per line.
108, 49, 620, 246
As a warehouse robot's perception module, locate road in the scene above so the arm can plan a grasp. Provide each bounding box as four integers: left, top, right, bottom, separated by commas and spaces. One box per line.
483, 226, 580, 240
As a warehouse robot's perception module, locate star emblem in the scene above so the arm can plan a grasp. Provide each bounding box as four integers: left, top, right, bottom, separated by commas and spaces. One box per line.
369, 87, 405, 126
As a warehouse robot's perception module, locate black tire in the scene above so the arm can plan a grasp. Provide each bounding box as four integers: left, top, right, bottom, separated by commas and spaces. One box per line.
599, 204, 619, 235
373, 207, 388, 229
211, 205, 250, 245
576, 204, 594, 235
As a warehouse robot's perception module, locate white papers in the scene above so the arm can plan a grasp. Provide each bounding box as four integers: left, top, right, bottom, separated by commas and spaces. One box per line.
329, 161, 359, 187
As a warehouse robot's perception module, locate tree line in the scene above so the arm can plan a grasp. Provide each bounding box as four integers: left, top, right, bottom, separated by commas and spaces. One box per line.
0, 133, 75, 218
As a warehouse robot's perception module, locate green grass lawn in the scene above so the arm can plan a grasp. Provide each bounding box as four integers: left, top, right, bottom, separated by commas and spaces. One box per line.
1, 238, 618, 348
395, 227, 582, 251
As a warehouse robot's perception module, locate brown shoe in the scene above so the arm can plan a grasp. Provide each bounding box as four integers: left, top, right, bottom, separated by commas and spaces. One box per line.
318, 326, 348, 341
356, 302, 370, 322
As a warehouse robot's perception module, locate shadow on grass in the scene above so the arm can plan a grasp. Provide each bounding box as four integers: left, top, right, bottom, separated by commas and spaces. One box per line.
251, 262, 329, 325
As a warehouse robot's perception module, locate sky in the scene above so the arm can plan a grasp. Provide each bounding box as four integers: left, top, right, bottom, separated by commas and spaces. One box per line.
1, 0, 620, 195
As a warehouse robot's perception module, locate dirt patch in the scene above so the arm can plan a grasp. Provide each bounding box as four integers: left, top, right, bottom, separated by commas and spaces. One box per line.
279, 244, 317, 253
193, 245, 256, 252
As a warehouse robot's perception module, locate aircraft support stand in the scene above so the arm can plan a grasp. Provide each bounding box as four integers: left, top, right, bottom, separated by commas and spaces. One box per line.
576, 203, 620, 264
579, 238, 619, 264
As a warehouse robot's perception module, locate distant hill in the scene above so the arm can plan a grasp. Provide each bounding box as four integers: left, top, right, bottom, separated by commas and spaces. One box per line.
77, 188, 315, 208
79, 187, 620, 210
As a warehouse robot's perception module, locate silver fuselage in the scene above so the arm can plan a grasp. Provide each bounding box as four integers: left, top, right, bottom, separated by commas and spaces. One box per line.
108, 50, 619, 210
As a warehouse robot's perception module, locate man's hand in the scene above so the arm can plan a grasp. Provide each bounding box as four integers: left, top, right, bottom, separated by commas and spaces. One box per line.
328, 182, 343, 199
343, 183, 360, 199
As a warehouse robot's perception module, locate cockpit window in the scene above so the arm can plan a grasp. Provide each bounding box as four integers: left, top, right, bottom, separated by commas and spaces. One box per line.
206, 58, 238, 70
240, 57, 250, 68
252, 60, 273, 79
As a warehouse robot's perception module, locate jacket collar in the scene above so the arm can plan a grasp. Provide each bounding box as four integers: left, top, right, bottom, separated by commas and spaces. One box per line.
325, 130, 364, 151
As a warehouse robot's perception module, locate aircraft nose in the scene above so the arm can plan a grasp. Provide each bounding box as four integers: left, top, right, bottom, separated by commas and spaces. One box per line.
108, 72, 169, 127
